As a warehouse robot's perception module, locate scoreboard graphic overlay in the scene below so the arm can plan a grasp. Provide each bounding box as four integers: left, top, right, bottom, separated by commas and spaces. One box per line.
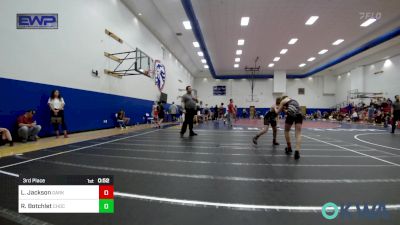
18, 175, 114, 213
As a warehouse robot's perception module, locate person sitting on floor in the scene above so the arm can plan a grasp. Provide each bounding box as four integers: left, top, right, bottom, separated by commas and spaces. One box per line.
351, 110, 359, 122
17, 110, 42, 143
0, 127, 13, 147
117, 109, 130, 129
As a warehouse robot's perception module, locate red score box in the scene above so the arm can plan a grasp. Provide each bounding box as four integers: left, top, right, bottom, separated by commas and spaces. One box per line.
99, 185, 114, 199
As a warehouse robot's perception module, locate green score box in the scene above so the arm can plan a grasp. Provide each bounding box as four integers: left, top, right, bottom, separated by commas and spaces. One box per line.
99, 199, 114, 213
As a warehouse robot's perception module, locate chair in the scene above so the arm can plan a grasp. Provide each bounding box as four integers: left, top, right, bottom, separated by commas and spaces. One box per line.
143, 113, 154, 124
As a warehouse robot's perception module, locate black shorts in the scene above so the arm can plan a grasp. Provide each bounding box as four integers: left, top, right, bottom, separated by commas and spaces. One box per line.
285, 113, 303, 125
264, 111, 277, 127
264, 119, 277, 127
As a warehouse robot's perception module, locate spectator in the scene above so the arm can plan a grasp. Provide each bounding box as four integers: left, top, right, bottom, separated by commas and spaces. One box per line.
0, 127, 13, 146
375, 110, 383, 124
169, 102, 178, 122
198, 101, 204, 114
234, 105, 238, 121
48, 90, 68, 138
242, 108, 248, 119
391, 95, 400, 133
368, 105, 375, 123
347, 102, 353, 114
203, 104, 210, 121
351, 110, 359, 122
117, 109, 130, 129
213, 105, 218, 120
218, 103, 225, 119
387, 98, 393, 106
17, 110, 41, 143
152, 101, 159, 124
156, 101, 165, 128
317, 110, 322, 119
227, 99, 236, 127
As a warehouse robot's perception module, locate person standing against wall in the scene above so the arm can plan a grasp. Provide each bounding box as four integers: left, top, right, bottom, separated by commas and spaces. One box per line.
48, 90, 68, 138
391, 95, 400, 133
180, 86, 198, 137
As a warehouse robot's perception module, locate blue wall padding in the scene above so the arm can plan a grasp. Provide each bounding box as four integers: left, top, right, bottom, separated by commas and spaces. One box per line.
0, 77, 154, 137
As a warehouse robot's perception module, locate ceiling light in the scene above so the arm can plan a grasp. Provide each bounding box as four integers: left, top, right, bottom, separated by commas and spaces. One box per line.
234, 64, 239, 68
193, 42, 200, 48
204, 65, 209, 69
268, 63, 274, 67
238, 39, 245, 45
384, 59, 392, 67
203, 78, 208, 81
280, 49, 288, 54
273, 57, 280, 62
201, 59, 207, 64
360, 18, 377, 27
197, 51, 204, 56
307, 57, 315, 61
305, 16, 319, 25
318, 49, 328, 55
332, 39, 344, 45
240, 17, 250, 26
288, 38, 298, 45
236, 50, 242, 55
235, 58, 240, 62
138, 13, 142, 16
299, 63, 306, 67
182, 21, 192, 30
308, 77, 313, 80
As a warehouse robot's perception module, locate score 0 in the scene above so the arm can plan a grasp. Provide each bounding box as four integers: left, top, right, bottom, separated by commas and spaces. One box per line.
99, 185, 114, 213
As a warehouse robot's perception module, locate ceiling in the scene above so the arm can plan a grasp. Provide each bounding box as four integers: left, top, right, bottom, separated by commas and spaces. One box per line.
122, 0, 400, 77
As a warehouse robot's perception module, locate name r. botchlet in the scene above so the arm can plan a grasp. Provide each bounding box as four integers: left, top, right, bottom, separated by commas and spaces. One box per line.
20, 203, 52, 209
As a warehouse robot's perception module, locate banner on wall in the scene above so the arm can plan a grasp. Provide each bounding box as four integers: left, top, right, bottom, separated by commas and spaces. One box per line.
154, 60, 166, 91
17, 14, 58, 29
213, 86, 226, 96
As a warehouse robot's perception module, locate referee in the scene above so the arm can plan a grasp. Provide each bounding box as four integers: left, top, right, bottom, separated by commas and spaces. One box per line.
180, 86, 198, 137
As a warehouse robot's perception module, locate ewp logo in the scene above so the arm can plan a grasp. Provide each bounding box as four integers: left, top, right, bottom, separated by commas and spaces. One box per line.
17, 14, 58, 29
321, 202, 389, 220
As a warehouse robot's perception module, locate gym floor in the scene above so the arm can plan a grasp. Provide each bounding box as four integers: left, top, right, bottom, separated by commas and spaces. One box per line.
1, 120, 399, 225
